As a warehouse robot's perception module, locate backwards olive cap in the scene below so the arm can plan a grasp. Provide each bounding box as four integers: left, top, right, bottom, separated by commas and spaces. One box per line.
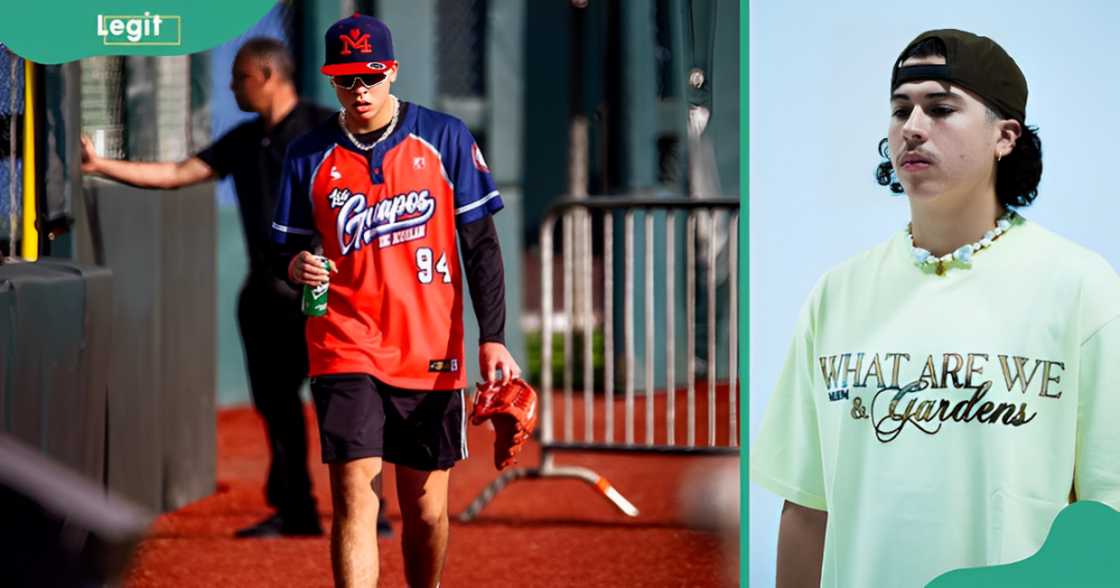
891, 29, 1028, 122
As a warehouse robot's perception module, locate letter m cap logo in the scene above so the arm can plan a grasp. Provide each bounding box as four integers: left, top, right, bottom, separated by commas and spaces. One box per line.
340, 28, 373, 55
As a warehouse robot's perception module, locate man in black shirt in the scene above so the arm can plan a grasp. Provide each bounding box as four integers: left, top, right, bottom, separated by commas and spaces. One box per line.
81, 37, 391, 539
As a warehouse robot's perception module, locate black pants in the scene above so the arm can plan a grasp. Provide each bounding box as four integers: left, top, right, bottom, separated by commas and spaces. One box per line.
237, 274, 316, 520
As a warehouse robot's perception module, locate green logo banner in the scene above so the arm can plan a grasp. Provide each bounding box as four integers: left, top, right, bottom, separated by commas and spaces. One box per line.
0, 0, 276, 63
928, 501, 1120, 587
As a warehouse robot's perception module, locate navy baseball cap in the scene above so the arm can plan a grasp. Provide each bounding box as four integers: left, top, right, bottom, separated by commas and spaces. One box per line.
321, 13, 396, 76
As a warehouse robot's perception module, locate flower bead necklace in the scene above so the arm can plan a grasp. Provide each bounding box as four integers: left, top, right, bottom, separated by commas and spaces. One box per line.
908, 210, 1016, 275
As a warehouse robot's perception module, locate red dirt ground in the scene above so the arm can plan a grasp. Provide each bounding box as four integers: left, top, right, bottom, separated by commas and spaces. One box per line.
124, 394, 739, 587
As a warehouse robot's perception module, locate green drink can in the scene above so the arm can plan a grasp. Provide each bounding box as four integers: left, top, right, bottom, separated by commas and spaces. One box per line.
301, 256, 333, 317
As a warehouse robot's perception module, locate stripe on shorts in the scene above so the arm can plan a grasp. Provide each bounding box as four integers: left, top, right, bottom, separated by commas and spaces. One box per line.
459, 389, 468, 459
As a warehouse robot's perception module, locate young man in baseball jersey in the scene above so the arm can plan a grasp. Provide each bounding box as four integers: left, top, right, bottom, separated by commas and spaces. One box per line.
272, 14, 519, 588
751, 29, 1120, 587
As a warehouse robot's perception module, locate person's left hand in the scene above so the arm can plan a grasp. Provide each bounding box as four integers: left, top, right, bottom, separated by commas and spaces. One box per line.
479, 342, 521, 385
79, 135, 101, 174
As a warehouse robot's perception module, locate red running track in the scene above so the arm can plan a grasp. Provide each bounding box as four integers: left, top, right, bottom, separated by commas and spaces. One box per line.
125, 393, 739, 587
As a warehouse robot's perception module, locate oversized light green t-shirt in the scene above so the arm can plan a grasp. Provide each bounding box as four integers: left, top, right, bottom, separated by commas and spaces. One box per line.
751, 217, 1120, 587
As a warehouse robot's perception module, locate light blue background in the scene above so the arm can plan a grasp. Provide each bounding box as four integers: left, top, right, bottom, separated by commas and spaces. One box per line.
748, 2, 1120, 586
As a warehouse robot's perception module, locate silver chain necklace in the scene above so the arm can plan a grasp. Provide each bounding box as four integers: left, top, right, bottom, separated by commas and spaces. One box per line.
338, 95, 399, 151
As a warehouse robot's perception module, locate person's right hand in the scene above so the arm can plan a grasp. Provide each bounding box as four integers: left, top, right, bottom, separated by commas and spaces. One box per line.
288, 251, 336, 286
79, 135, 100, 174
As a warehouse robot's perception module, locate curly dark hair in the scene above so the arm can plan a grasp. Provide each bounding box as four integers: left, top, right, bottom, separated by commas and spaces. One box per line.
876, 38, 1043, 207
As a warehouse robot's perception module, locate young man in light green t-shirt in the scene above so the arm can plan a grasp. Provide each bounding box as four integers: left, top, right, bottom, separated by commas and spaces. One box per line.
751, 29, 1120, 587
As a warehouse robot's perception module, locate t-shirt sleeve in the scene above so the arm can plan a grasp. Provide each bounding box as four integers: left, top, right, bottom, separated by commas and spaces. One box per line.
1074, 315, 1120, 509
749, 294, 828, 511
271, 147, 316, 248
447, 121, 503, 225
195, 125, 243, 178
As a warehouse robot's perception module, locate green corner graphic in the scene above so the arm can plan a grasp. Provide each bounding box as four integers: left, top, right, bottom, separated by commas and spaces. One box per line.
928, 501, 1120, 587
0, 0, 276, 63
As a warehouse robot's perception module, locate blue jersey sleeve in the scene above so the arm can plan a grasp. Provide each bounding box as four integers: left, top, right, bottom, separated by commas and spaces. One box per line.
271, 147, 316, 247
448, 121, 503, 225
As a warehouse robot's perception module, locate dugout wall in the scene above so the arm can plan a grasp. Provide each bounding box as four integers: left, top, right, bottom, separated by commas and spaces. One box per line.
0, 44, 218, 514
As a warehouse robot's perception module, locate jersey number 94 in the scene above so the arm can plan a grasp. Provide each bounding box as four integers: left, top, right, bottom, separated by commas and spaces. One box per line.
416, 247, 451, 284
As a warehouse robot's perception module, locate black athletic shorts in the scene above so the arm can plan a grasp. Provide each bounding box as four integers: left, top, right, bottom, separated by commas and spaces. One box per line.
309, 373, 467, 470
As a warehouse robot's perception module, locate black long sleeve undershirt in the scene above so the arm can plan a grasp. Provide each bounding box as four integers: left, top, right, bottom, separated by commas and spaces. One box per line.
272, 215, 506, 345
457, 215, 506, 345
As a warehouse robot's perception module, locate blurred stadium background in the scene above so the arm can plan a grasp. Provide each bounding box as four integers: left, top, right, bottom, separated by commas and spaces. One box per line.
0, 1, 740, 585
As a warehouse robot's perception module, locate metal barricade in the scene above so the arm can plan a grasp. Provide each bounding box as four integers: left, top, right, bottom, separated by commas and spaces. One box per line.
460, 197, 740, 521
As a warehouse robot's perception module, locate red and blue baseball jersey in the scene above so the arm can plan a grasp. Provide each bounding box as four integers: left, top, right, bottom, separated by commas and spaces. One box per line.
272, 103, 503, 390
